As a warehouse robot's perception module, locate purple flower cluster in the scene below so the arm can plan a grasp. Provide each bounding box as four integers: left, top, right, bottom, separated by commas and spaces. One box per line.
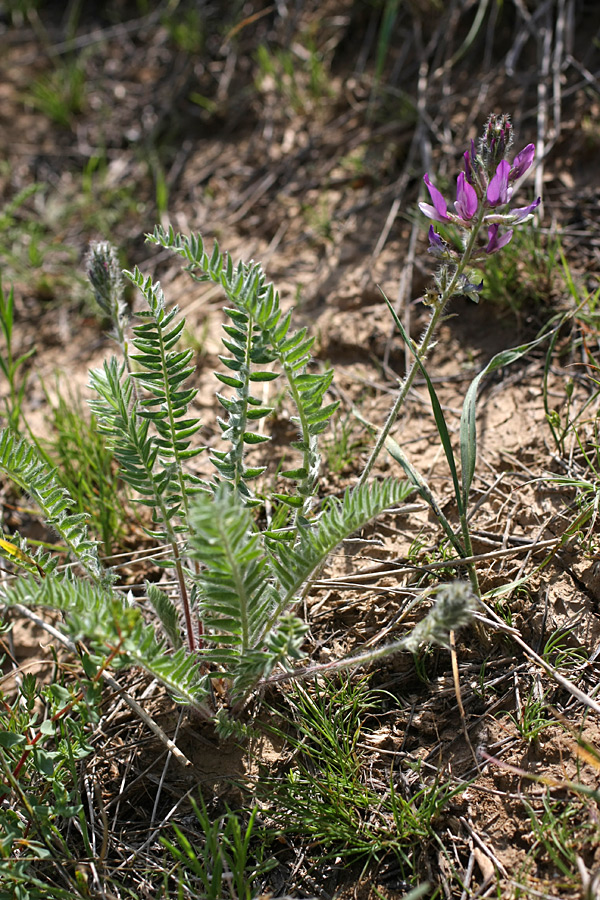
420, 124, 539, 259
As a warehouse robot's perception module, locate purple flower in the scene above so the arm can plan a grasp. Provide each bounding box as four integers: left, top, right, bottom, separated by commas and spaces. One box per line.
419, 136, 538, 241
509, 144, 535, 182
508, 196, 541, 223
487, 160, 512, 207
427, 225, 447, 258
419, 174, 450, 222
485, 224, 513, 255
455, 172, 478, 221
428, 225, 444, 249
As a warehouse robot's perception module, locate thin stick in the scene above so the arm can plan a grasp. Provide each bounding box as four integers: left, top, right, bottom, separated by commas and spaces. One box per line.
314, 537, 559, 587
449, 629, 479, 769
535, 3, 551, 220
479, 602, 600, 718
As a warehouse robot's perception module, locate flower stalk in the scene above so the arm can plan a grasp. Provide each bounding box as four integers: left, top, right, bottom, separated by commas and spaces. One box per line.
358, 206, 486, 489
358, 115, 539, 490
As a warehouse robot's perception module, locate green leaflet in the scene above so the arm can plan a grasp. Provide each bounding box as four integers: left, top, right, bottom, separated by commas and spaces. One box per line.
149, 226, 339, 514
89, 359, 185, 535
147, 582, 184, 650
190, 485, 278, 656
268, 477, 415, 636
126, 267, 203, 493
0, 428, 102, 580
0, 573, 208, 712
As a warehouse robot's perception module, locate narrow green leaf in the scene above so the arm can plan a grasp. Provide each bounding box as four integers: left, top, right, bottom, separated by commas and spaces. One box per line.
272, 309, 292, 342
246, 407, 273, 420
272, 493, 305, 508
305, 400, 340, 426
460, 329, 554, 508
278, 327, 306, 353
223, 307, 249, 324
284, 337, 315, 365
293, 373, 322, 387
243, 465, 267, 479
218, 355, 244, 372
221, 338, 246, 357
222, 324, 247, 341
383, 294, 464, 517
385, 435, 464, 556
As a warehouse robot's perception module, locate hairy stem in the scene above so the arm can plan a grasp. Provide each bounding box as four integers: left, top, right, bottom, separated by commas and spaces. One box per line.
171, 543, 196, 651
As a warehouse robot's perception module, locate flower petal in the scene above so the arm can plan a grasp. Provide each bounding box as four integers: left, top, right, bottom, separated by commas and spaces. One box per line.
419, 202, 448, 223
510, 144, 535, 181
509, 196, 541, 223
428, 225, 444, 248
487, 159, 511, 207
455, 172, 478, 221
423, 173, 449, 220
427, 225, 447, 256
485, 224, 514, 254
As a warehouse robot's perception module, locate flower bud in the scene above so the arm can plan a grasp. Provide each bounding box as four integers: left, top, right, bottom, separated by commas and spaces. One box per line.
479, 113, 513, 175
86, 241, 128, 338
401, 581, 477, 652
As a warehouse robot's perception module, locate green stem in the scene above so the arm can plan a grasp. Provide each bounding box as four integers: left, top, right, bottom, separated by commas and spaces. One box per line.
232, 317, 254, 496
357, 212, 485, 488
154, 316, 192, 526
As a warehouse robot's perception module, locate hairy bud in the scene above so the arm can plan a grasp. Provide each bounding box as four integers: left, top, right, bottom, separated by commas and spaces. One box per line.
402, 581, 478, 652
86, 241, 128, 341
